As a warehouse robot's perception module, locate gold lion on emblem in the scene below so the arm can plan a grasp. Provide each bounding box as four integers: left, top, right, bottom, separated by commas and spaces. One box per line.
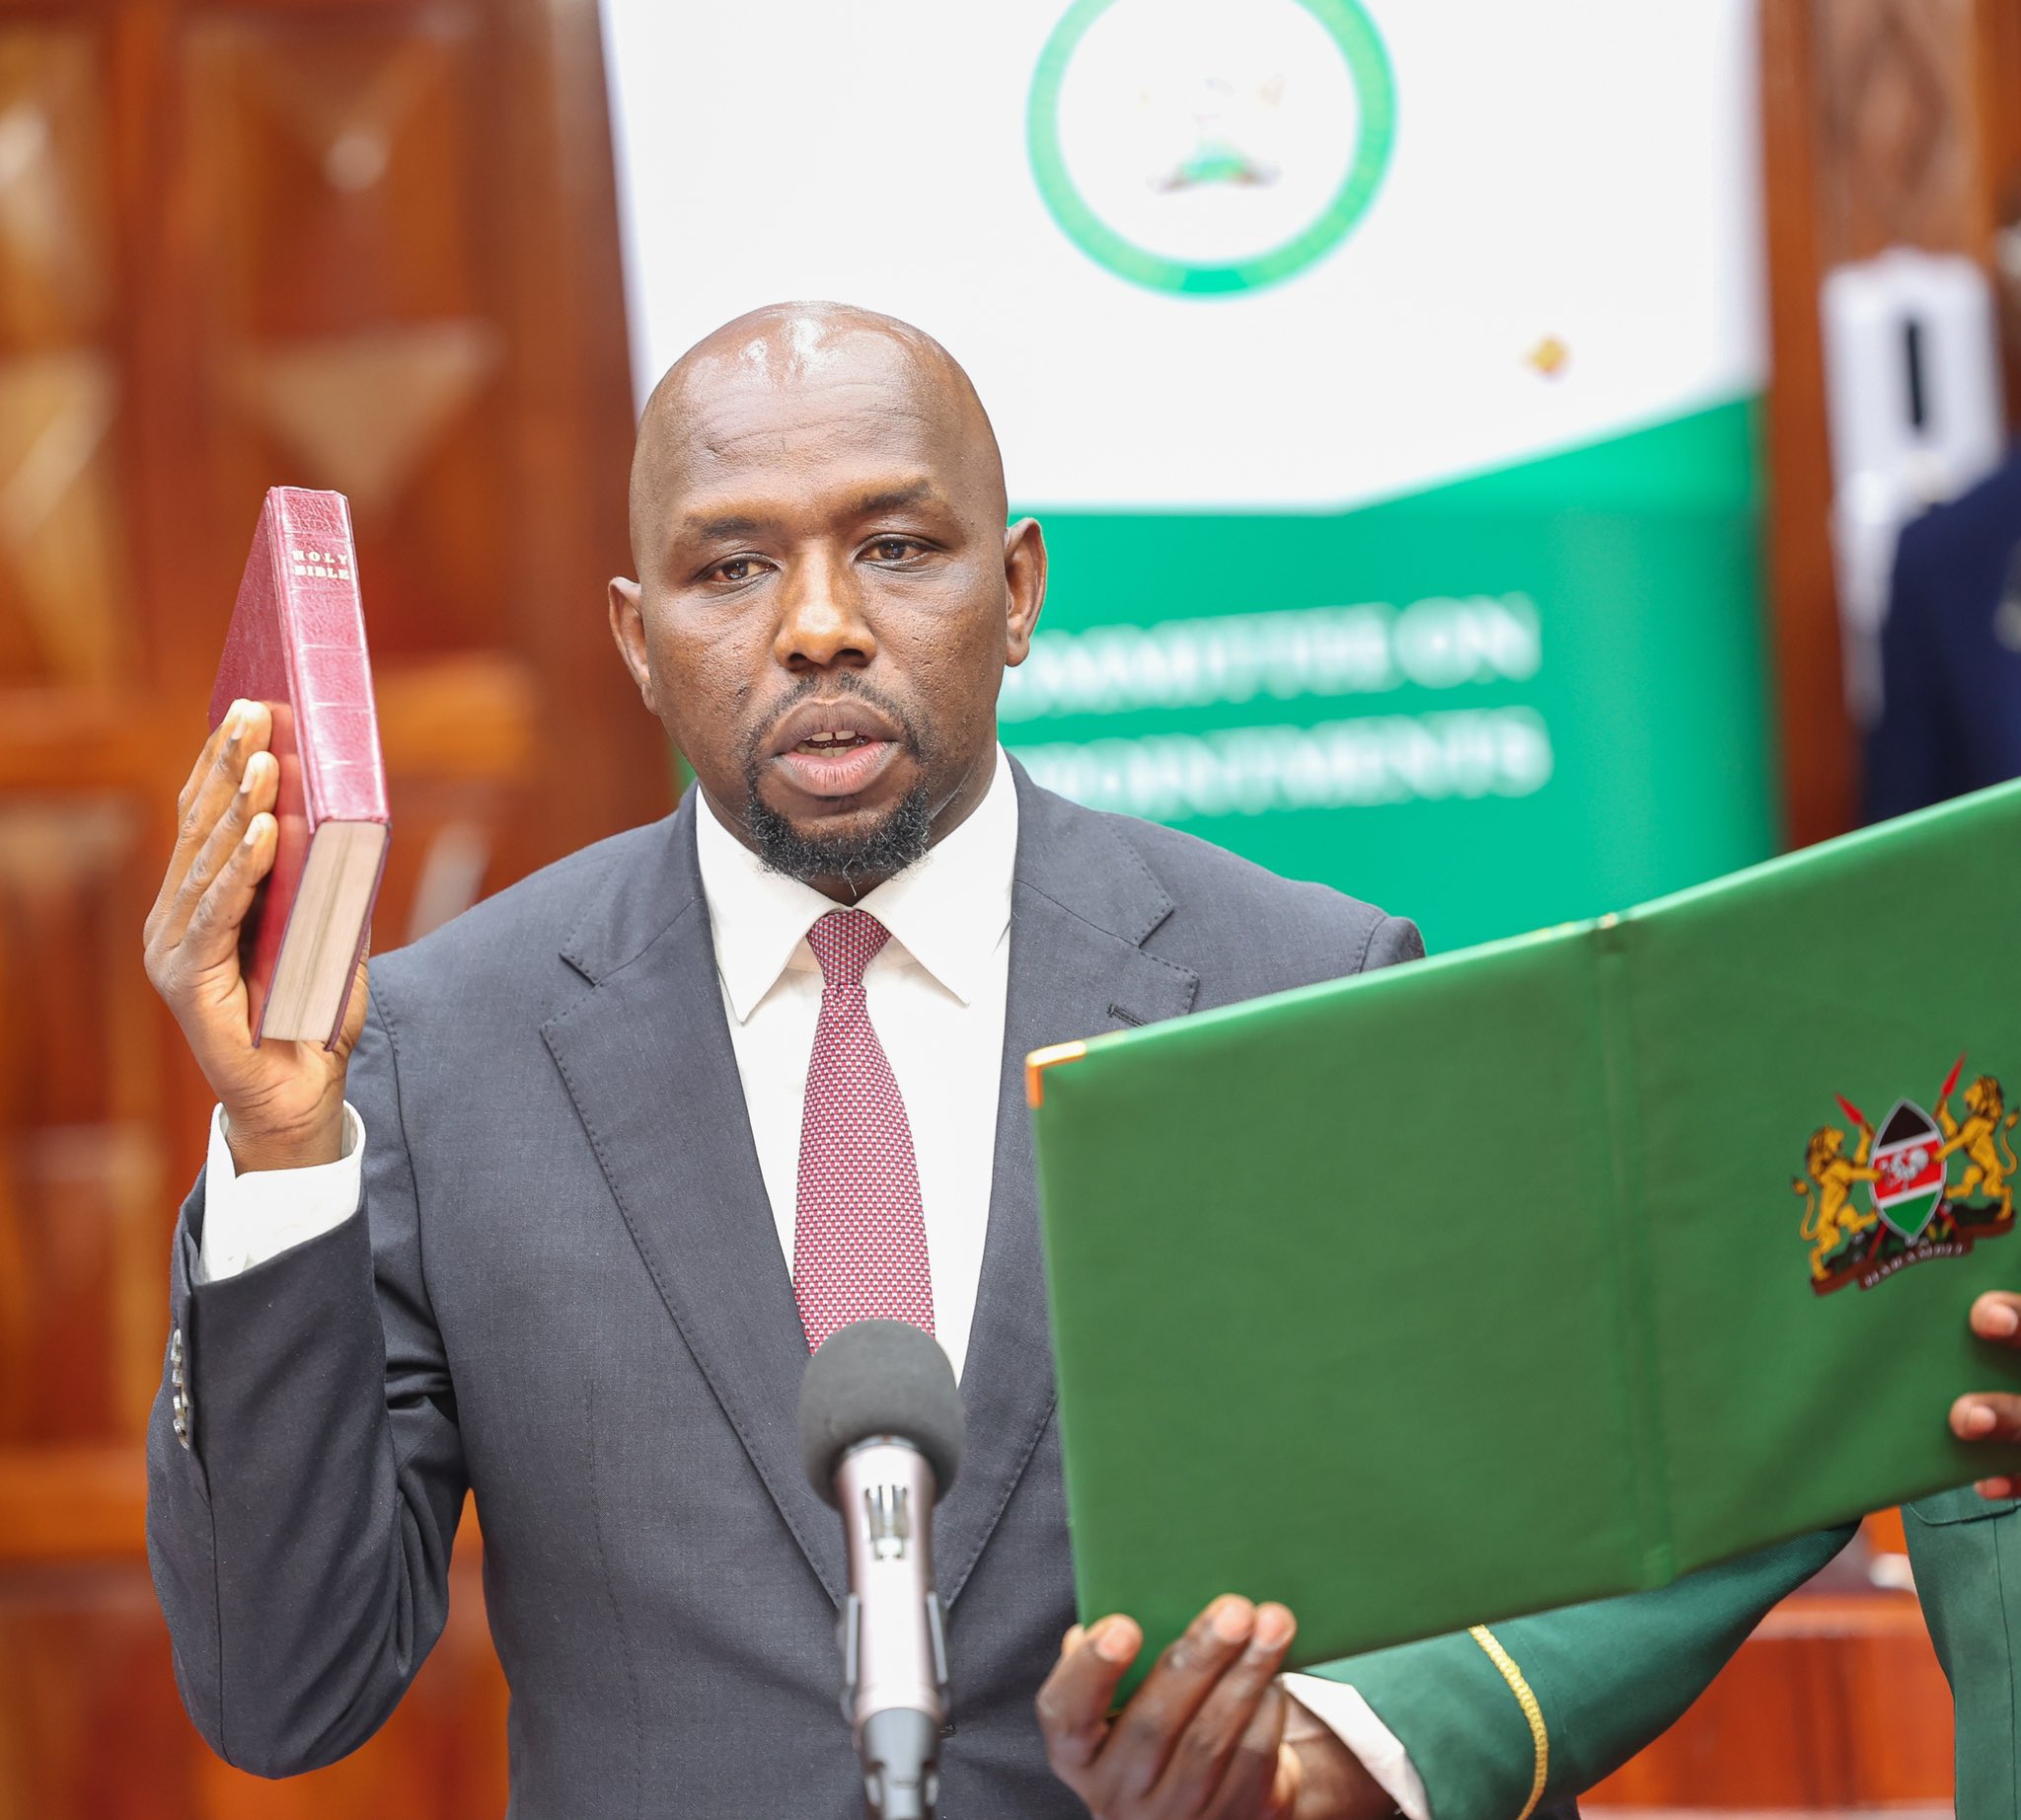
1938, 1076, 2020, 1215
1793, 1123, 1879, 1282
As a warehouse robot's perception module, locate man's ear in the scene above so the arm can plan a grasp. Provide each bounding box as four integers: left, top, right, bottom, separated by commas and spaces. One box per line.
1004, 517, 1048, 666
608, 576, 657, 714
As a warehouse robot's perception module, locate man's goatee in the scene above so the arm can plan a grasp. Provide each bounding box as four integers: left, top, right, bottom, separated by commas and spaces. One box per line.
746, 784, 935, 892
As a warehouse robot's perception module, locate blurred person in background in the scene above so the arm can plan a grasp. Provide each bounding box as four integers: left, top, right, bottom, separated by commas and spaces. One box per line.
1864, 180, 2021, 821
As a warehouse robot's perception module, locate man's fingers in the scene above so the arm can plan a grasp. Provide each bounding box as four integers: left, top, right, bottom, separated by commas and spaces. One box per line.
180, 810, 278, 976
172, 705, 243, 829
1206, 1682, 1289, 1820
187, 748, 276, 905
1096, 1596, 1257, 1804
1153, 1603, 1296, 1813
155, 749, 279, 960
173, 703, 270, 857
1260, 1736, 1302, 1820
1033, 1598, 1276, 1812
1971, 1293, 2021, 1344
1952, 1393, 2021, 1443
1035, 1616, 1140, 1779
152, 704, 272, 944
1953, 1300, 2021, 1506
153, 714, 241, 942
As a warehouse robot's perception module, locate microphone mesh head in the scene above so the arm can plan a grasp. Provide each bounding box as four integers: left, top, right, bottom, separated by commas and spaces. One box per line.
798, 1320, 964, 1506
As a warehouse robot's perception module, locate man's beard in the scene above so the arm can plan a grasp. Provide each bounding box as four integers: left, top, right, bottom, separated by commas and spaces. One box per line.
741, 685, 936, 892
746, 784, 934, 891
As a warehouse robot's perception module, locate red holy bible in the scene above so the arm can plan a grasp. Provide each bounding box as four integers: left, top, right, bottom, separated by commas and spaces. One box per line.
208, 488, 389, 1047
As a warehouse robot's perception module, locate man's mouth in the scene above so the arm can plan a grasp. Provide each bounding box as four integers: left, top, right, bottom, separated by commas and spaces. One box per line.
766, 700, 907, 800
792, 728, 875, 756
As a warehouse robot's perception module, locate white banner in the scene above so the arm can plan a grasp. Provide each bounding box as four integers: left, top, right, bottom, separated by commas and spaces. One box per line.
600, 0, 1763, 510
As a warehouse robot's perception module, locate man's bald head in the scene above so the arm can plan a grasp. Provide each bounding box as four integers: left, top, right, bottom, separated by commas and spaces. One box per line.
607, 301, 1046, 901
630, 302, 1007, 565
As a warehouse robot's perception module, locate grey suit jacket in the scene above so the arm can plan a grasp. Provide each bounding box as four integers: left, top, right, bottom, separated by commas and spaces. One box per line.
147, 763, 1421, 1816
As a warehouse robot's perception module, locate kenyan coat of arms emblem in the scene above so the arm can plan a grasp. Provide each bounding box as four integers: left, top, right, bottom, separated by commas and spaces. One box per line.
1793, 1057, 2019, 1295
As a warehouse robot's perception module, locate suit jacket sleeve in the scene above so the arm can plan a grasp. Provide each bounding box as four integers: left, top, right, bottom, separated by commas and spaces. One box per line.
145, 976, 468, 1777
1904, 1487, 2021, 1818
1365, 913, 1426, 972
1303, 1524, 1855, 1819
1864, 524, 1949, 822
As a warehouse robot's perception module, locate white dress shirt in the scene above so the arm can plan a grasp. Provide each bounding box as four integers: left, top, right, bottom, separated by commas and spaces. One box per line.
194, 745, 1427, 1817
691, 745, 1015, 1380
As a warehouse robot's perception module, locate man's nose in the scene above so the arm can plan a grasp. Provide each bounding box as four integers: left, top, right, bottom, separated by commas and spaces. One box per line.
775, 553, 875, 672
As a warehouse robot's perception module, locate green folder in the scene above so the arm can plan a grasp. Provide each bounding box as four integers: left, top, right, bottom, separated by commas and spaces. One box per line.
1029, 777, 2021, 1679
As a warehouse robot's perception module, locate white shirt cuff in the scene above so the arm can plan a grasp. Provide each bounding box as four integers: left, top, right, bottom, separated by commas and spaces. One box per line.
195, 1102, 366, 1284
1282, 1673, 1430, 1820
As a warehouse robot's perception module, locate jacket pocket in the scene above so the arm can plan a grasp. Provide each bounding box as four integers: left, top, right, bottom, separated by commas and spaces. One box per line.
1906, 1484, 2021, 1525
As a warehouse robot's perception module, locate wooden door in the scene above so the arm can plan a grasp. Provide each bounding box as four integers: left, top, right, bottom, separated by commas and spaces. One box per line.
0, 1, 663, 1811
1761, 0, 2021, 848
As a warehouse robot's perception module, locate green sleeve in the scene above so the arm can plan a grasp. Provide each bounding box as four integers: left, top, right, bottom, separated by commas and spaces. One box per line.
1303, 1526, 1855, 1820
1902, 1487, 2021, 1819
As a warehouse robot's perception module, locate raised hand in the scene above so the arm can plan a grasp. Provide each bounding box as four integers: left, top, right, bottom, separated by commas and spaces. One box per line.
142, 701, 365, 1172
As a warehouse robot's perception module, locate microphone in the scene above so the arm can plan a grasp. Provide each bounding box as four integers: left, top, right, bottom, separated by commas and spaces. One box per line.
799, 1320, 964, 1820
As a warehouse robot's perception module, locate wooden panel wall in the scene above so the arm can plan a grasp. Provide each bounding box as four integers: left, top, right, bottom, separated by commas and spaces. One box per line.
0, 0, 663, 1810
1761, 0, 2021, 848
1593, 1580, 1955, 1804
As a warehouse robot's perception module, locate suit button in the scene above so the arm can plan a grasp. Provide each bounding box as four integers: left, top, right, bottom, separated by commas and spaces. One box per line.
170, 1327, 183, 1364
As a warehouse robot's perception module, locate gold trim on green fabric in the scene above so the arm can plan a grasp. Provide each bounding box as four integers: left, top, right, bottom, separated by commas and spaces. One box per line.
1466, 1625, 1548, 1820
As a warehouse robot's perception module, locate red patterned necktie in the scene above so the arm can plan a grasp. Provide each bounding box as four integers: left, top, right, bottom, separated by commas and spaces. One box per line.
793, 909, 936, 1351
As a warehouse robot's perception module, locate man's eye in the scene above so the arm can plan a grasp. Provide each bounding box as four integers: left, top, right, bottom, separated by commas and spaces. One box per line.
712, 557, 762, 582
867, 538, 921, 563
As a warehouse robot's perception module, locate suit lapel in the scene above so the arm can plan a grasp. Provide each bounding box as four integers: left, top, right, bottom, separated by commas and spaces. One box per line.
935, 769, 1198, 1602
539, 772, 1199, 1609
542, 797, 848, 1601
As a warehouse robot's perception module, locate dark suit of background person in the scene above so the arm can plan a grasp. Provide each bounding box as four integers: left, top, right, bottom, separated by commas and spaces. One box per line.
146, 761, 1854, 1818
1864, 446, 2021, 822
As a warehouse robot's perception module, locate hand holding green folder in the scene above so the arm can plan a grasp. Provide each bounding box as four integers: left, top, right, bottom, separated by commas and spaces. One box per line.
1029, 778, 2021, 1679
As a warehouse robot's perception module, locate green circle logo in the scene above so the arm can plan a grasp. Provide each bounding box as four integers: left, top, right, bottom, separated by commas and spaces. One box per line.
1027, 0, 1396, 297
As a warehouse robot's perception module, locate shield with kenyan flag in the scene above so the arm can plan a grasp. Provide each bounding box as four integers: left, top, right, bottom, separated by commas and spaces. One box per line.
1868, 1098, 1946, 1240
1799, 1056, 2016, 1295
